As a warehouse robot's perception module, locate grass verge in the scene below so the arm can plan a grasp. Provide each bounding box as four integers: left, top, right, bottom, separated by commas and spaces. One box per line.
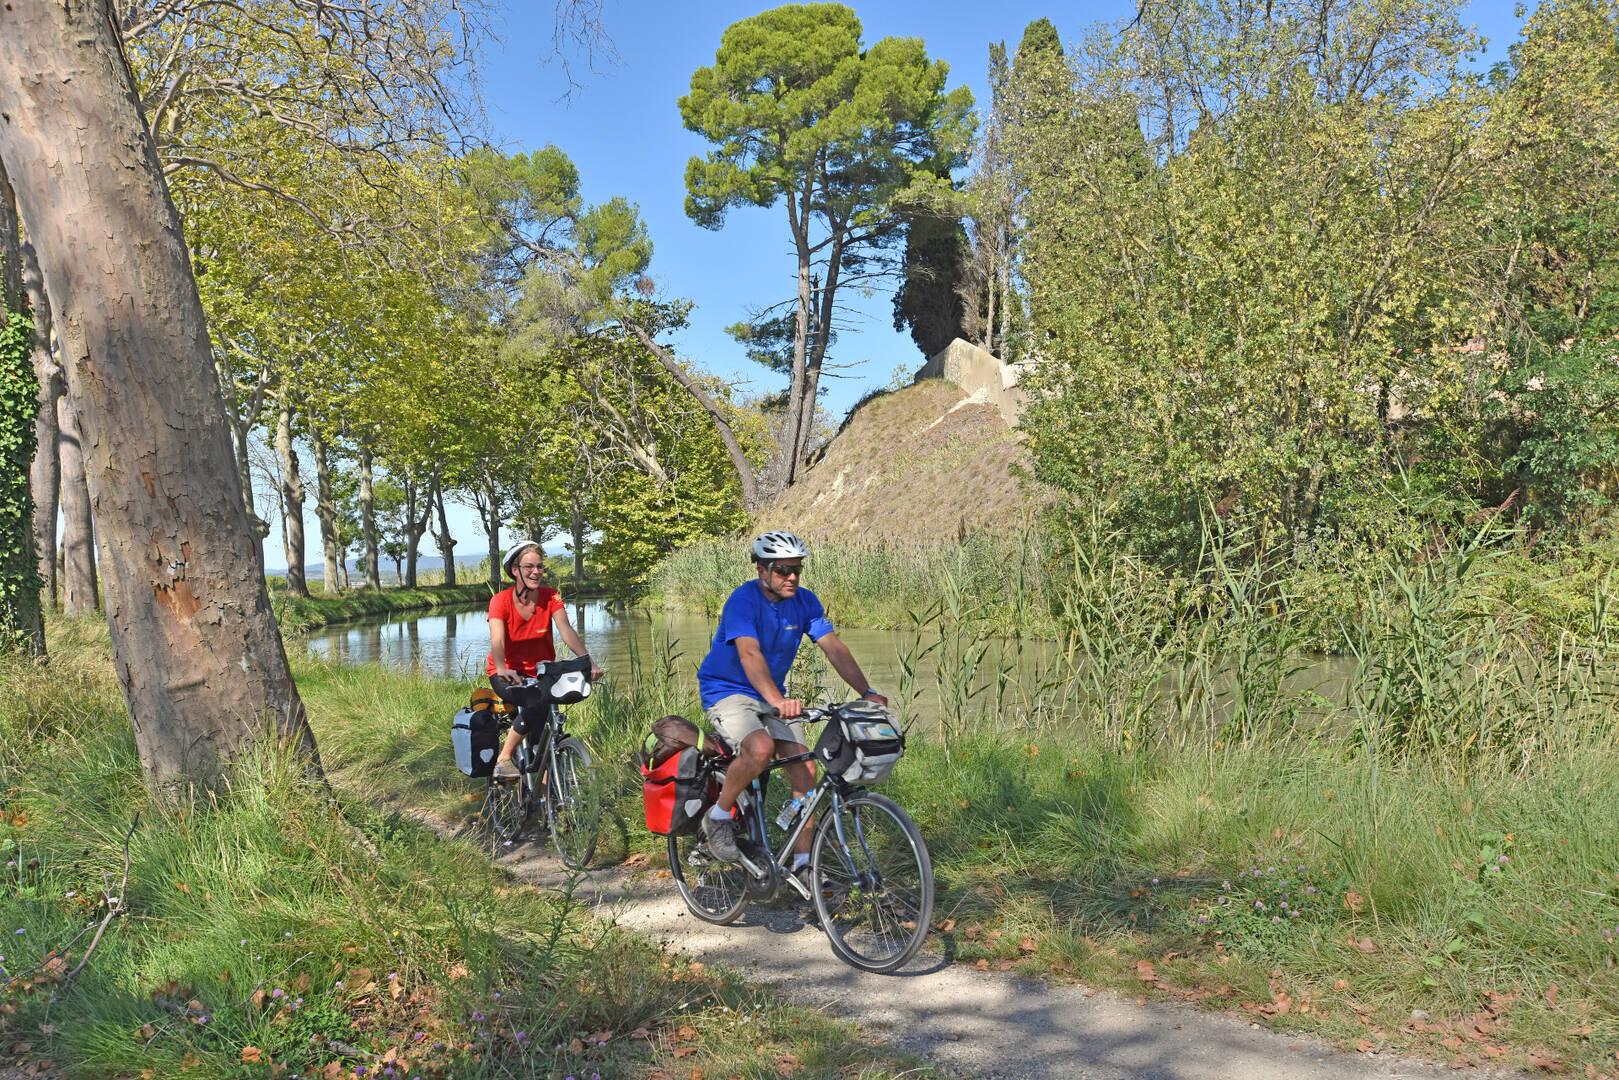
0, 620, 934, 1080
270, 585, 491, 635
306, 629, 1619, 1078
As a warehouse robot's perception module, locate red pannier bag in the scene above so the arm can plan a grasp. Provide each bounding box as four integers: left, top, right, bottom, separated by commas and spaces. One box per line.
638, 716, 726, 836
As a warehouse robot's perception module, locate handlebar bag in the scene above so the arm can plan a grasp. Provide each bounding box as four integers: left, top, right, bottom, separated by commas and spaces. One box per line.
813, 702, 904, 784
452, 705, 499, 777
535, 656, 592, 705
640, 746, 717, 836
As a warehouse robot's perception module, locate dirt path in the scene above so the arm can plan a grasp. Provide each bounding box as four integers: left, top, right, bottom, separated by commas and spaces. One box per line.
483, 832, 1528, 1080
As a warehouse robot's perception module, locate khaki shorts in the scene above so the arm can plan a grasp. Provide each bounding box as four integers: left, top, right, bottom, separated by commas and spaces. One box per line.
704, 694, 807, 751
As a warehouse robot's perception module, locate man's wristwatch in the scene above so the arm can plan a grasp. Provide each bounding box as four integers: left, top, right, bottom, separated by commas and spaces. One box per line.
860, 688, 884, 699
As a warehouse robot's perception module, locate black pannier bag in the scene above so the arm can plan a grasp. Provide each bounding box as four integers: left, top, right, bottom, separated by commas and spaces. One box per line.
452, 704, 500, 777
812, 701, 904, 784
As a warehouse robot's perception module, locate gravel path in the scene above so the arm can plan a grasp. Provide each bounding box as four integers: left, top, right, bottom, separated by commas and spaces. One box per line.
490, 833, 1529, 1080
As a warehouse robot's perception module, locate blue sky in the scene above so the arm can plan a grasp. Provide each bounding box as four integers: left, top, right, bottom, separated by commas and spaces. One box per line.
477, 0, 1527, 412
262, 0, 1529, 571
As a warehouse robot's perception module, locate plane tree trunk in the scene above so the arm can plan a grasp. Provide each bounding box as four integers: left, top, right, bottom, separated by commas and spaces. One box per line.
22, 235, 59, 614
57, 392, 98, 614
309, 424, 341, 593
432, 477, 457, 586
358, 442, 380, 590
0, 0, 313, 793
274, 396, 310, 597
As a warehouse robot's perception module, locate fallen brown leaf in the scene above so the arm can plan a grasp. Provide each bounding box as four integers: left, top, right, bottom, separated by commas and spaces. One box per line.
1529, 1051, 1567, 1074
1345, 890, 1366, 913
242, 1047, 264, 1064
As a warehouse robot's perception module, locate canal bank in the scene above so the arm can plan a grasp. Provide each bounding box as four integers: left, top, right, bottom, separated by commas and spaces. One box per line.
271, 582, 491, 633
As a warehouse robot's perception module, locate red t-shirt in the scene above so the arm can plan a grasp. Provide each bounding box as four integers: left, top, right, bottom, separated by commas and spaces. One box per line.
485, 586, 564, 677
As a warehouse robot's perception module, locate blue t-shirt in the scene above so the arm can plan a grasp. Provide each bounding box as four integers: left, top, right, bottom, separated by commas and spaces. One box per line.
697, 581, 835, 708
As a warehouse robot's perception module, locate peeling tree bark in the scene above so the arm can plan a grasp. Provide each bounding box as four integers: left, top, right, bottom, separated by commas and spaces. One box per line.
274, 395, 309, 598
309, 425, 341, 593
20, 226, 58, 614
569, 493, 586, 595
57, 391, 99, 615
0, 0, 314, 793
1, 158, 21, 310
215, 351, 273, 541
478, 478, 502, 590
358, 442, 380, 590
402, 473, 431, 589
431, 477, 456, 586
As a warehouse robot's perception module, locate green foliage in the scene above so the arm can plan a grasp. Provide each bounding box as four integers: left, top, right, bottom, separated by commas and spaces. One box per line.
1482, 337, 1619, 524
1007, 0, 1619, 561
0, 310, 40, 649
1016, 17, 1061, 58
681, 3, 975, 478
891, 211, 969, 357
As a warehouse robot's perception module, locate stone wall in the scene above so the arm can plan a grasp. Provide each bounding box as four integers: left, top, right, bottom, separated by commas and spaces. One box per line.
914, 338, 1025, 425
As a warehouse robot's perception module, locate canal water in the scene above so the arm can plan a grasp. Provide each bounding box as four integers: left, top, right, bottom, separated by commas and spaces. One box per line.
302, 601, 1358, 730
301, 600, 945, 697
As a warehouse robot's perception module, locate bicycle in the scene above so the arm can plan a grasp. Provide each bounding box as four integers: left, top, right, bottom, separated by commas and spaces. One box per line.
483, 659, 600, 869
666, 702, 933, 973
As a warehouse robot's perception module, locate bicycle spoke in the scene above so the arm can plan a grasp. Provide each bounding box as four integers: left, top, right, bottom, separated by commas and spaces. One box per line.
669, 829, 749, 924
811, 792, 933, 973
548, 736, 599, 869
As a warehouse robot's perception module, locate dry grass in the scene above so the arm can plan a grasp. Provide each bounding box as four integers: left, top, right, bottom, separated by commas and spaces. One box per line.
768, 379, 1050, 545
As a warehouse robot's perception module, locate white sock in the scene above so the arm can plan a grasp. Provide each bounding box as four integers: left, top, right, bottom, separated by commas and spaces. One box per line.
792, 853, 809, 871
708, 804, 731, 822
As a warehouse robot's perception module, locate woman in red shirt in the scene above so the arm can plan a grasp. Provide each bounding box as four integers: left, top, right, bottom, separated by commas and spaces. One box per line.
487, 539, 602, 778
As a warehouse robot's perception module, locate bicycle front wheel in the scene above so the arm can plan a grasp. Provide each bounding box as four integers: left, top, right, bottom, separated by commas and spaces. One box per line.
484, 774, 526, 853
811, 791, 933, 973
546, 736, 599, 869
668, 827, 749, 925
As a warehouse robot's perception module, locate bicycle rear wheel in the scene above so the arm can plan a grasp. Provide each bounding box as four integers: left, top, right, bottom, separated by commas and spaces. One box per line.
668, 826, 749, 924
811, 791, 933, 973
547, 736, 599, 869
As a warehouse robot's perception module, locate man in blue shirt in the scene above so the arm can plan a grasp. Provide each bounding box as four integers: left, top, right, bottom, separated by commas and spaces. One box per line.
696, 530, 888, 865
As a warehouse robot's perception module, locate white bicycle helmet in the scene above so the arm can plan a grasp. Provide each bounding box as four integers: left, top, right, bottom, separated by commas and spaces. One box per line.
502, 539, 543, 577
751, 530, 809, 563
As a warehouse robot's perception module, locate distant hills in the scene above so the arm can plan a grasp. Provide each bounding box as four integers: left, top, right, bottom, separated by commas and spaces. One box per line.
264, 554, 488, 582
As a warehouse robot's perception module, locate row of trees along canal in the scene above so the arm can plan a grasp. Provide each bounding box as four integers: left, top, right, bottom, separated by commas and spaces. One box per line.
0, 1, 975, 794
4, 0, 1615, 796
